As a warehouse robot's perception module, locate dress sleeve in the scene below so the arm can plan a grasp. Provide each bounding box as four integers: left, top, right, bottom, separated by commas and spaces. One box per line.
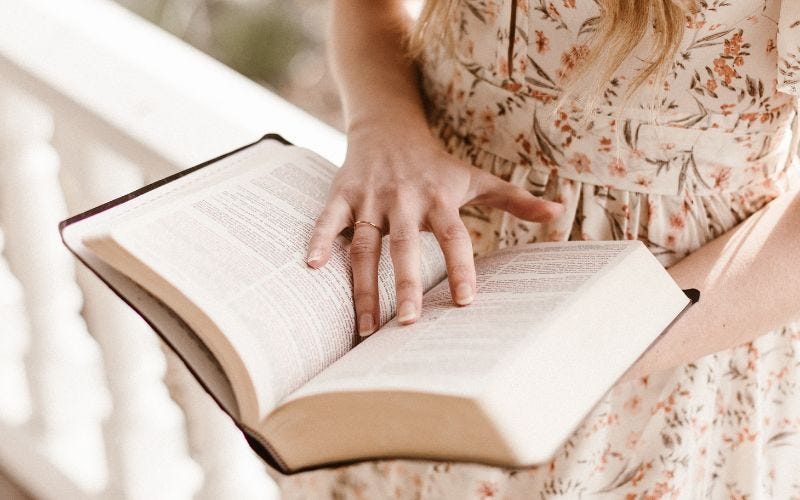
777, 0, 800, 96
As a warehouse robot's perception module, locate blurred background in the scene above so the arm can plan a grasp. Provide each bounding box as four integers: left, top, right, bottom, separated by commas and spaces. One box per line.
0, 0, 359, 498
113, 0, 344, 128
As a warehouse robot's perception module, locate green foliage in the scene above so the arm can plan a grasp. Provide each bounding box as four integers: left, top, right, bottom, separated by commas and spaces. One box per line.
115, 0, 342, 127
206, 2, 309, 86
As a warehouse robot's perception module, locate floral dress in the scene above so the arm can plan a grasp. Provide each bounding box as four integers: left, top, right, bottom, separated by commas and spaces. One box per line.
281, 1, 800, 498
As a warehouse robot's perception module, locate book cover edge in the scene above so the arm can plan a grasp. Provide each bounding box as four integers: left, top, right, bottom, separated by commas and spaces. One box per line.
58, 133, 291, 232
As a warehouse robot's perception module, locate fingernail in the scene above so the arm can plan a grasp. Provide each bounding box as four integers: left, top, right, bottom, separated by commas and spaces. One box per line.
306, 249, 323, 267
397, 301, 416, 323
454, 283, 474, 305
358, 314, 375, 336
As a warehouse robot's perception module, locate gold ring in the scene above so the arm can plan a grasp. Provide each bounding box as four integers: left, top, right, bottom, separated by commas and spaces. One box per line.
354, 220, 383, 233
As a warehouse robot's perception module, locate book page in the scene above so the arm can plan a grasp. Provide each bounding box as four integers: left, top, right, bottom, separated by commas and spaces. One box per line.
286, 241, 632, 400
90, 141, 446, 418
265, 240, 690, 471
62, 218, 241, 419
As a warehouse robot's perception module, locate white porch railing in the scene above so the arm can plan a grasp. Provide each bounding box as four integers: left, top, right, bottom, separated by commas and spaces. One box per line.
0, 0, 346, 498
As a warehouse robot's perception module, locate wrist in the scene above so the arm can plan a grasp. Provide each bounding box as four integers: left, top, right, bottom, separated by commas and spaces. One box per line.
346, 112, 437, 146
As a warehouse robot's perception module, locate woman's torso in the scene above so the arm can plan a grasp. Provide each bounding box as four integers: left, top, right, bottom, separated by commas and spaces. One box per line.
279, 4, 800, 497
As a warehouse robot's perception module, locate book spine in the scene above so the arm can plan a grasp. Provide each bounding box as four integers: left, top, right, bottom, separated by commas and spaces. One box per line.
238, 423, 292, 474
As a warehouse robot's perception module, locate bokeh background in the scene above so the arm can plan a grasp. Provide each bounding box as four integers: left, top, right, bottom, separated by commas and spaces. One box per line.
114, 0, 343, 128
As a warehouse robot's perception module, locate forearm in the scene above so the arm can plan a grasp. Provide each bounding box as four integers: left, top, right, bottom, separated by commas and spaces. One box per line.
621, 187, 800, 382
329, 0, 429, 135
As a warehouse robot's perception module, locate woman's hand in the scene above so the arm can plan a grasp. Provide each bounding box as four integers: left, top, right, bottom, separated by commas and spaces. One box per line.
318, 0, 561, 336
305, 122, 563, 336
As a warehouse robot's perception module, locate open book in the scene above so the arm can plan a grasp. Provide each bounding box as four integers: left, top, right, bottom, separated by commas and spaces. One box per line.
60, 134, 698, 474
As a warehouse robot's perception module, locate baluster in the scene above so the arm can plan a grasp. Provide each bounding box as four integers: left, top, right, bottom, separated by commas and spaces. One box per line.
0, 227, 32, 425
0, 85, 109, 493
54, 131, 203, 500
162, 350, 279, 500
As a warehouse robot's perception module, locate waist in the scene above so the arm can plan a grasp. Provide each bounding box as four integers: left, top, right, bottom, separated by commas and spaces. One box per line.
423, 59, 800, 196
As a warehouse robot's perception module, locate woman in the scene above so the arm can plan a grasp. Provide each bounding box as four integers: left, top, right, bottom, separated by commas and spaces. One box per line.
289, 0, 800, 497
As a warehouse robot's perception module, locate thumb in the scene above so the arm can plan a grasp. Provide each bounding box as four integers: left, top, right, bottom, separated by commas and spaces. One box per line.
467, 168, 564, 222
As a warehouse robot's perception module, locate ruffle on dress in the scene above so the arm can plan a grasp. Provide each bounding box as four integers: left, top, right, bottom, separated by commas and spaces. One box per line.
435, 117, 799, 267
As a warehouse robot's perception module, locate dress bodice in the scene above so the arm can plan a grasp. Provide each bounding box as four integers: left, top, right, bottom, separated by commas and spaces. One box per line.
421, 0, 800, 196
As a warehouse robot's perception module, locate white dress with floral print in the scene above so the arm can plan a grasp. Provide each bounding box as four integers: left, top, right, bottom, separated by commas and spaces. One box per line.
282, 1, 800, 498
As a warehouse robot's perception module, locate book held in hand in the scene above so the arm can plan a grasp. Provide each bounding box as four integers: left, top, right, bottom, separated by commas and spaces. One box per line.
59, 134, 698, 474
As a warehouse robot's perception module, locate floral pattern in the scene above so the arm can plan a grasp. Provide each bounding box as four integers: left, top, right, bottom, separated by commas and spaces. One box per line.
282, 1, 800, 497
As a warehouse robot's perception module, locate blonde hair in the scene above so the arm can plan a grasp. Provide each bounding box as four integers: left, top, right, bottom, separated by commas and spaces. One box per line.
408, 0, 698, 117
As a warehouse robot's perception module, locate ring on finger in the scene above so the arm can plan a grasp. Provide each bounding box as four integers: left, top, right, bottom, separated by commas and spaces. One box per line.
354, 219, 384, 234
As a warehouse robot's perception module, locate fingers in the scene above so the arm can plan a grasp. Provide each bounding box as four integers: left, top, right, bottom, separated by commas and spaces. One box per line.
428, 210, 476, 306
388, 213, 423, 325
350, 216, 384, 337
307, 196, 352, 268
470, 169, 564, 222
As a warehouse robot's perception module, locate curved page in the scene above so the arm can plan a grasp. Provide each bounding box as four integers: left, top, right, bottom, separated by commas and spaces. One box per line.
84, 140, 446, 420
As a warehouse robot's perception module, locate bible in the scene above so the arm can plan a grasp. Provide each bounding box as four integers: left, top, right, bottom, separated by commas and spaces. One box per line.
59, 134, 698, 474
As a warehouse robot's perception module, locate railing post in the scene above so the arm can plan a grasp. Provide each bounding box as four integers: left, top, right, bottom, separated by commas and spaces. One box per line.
163, 351, 279, 500
0, 84, 109, 494
55, 131, 204, 500
0, 227, 32, 426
